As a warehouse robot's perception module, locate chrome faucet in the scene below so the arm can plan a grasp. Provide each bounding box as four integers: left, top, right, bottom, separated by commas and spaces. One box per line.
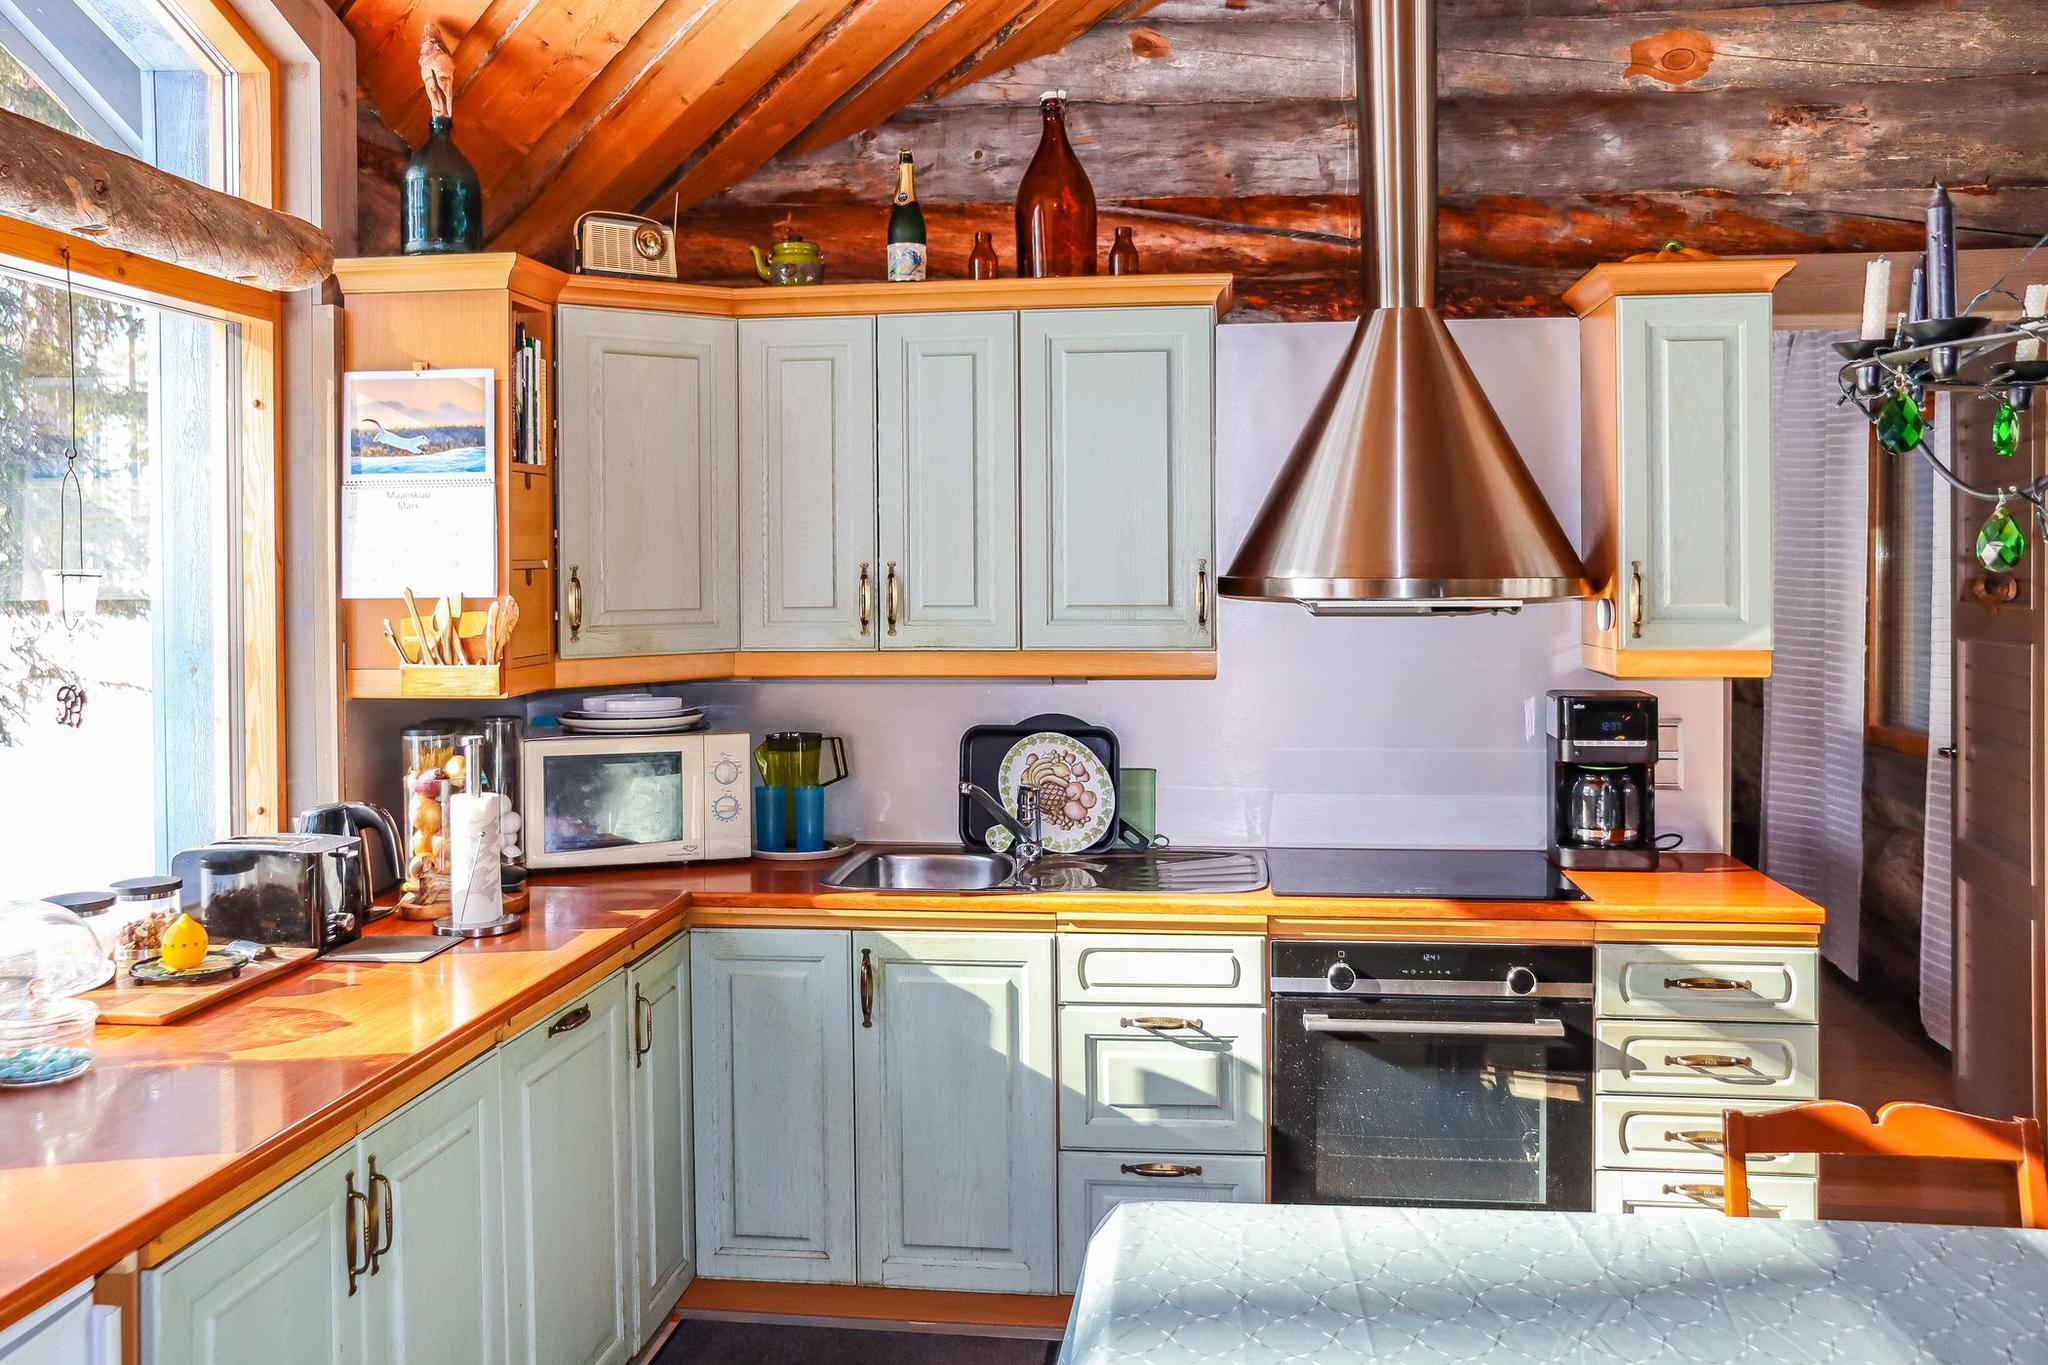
960, 781, 1044, 867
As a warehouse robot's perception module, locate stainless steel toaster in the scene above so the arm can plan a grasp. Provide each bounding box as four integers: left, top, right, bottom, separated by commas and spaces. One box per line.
168, 833, 368, 952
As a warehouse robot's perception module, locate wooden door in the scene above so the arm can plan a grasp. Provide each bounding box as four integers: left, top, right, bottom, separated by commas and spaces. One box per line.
359, 1054, 507, 1365
145, 1145, 362, 1365
692, 929, 856, 1282
739, 317, 878, 650
876, 312, 1020, 649
501, 977, 634, 1365
1615, 293, 1773, 653
557, 306, 739, 657
627, 933, 694, 1340
1949, 395, 2046, 1124
1020, 307, 1214, 648
852, 932, 1056, 1293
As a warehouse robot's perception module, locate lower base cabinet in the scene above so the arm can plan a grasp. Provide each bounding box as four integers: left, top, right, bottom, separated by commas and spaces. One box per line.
1057, 1152, 1265, 1293
628, 934, 695, 1338
1594, 1170, 1818, 1220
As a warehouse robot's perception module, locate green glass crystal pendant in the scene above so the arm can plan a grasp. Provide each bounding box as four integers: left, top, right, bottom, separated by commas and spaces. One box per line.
1977, 501, 2026, 571
1994, 400, 2020, 458
1877, 387, 1925, 453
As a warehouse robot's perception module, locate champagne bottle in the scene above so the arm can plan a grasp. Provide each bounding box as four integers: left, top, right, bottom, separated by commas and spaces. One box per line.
887, 150, 928, 282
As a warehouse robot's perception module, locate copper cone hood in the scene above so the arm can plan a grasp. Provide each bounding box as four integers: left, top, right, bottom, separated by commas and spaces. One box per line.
1218, 0, 1587, 614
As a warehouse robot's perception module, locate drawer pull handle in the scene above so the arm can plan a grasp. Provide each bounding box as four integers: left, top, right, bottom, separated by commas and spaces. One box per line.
860, 949, 876, 1028
565, 565, 582, 641
344, 1171, 372, 1296
1122, 1162, 1203, 1178
858, 561, 872, 636
1629, 560, 1644, 639
368, 1158, 395, 1270
1661, 1182, 1725, 1202
1664, 976, 1754, 992
1664, 1128, 1725, 1149
1664, 1053, 1752, 1069
1122, 1015, 1202, 1031
548, 1004, 592, 1037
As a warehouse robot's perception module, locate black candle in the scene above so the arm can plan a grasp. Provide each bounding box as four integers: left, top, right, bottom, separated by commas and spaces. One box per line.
1926, 182, 1957, 321
1908, 254, 1927, 325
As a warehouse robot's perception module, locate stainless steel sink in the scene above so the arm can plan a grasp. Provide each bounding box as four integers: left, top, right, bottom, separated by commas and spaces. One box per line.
821, 845, 1268, 896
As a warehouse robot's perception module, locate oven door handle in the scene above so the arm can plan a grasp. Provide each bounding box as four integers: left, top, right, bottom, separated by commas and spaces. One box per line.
1302, 1014, 1567, 1039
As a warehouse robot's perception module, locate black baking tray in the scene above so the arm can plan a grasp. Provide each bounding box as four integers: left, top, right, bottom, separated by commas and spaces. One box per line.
958, 713, 1121, 852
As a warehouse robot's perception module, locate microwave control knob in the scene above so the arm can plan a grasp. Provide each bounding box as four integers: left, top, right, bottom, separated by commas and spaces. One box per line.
711, 793, 741, 822
1505, 966, 1538, 996
712, 758, 741, 787
1325, 962, 1357, 992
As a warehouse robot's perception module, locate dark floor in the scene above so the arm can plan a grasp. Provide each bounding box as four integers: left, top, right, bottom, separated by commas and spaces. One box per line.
654, 1319, 1050, 1365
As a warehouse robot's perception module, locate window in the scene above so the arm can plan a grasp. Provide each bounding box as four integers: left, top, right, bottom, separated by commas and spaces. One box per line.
1867, 427, 1935, 753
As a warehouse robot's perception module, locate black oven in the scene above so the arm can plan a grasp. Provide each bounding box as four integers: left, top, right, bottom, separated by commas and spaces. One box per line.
1269, 941, 1594, 1212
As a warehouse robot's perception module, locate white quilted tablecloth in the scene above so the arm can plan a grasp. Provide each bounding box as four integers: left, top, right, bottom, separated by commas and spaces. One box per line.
1057, 1202, 2048, 1364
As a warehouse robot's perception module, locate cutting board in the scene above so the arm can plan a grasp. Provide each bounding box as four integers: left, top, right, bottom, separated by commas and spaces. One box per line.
80, 946, 320, 1025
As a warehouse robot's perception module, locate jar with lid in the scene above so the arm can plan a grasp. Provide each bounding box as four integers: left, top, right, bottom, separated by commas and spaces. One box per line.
0, 899, 112, 1087
108, 876, 181, 965
401, 723, 464, 909
44, 892, 114, 959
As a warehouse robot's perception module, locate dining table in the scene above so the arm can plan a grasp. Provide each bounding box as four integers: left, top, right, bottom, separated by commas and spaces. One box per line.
1057, 1201, 2048, 1363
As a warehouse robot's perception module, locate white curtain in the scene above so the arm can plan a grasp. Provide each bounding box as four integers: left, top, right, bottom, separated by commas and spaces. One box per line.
1762, 330, 1869, 974
1919, 413, 1955, 1046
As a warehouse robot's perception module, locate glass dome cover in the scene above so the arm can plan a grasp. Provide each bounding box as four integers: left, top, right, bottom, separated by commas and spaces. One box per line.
0, 898, 116, 1004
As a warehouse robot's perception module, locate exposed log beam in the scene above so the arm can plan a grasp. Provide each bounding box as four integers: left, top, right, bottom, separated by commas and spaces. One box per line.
932, 17, 1348, 107
923, 0, 1127, 103
0, 107, 331, 290
488, 0, 850, 257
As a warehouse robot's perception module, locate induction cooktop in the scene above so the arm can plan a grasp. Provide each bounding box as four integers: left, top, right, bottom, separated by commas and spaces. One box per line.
1265, 847, 1590, 902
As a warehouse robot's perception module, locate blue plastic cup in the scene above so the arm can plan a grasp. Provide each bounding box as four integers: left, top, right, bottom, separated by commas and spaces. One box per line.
754, 785, 788, 852
792, 784, 826, 853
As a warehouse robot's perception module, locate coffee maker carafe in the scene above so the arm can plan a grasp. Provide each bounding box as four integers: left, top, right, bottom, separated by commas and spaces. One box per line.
1547, 690, 1659, 870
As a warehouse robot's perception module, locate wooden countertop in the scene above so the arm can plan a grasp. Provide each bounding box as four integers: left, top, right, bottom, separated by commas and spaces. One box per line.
0, 850, 1818, 1332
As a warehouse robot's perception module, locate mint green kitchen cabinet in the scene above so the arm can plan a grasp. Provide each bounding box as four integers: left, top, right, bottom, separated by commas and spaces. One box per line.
1020, 307, 1215, 649
876, 313, 1020, 650
557, 306, 739, 657
692, 928, 856, 1282
626, 934, 694, 1340
852, 932, 1056, 1293
145, 1144, 363, 1365
501, 977, 634, 1365
739, 318, 878, 650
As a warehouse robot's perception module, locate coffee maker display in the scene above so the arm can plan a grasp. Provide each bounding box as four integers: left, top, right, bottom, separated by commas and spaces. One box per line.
1546, 690, 1659, 871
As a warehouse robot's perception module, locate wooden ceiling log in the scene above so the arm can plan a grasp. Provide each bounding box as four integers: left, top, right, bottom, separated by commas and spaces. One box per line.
487, 0, 852, 257
930, 17, 1348, 107
784, 0, 1041, 158
922, 0, 1129, 104
0, 107, 332, 289
343, 0, 493, 139
646, 0, 954, 215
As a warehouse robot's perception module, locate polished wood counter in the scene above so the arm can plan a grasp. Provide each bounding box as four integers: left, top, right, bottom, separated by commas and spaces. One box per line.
0, 850, 1818, 1332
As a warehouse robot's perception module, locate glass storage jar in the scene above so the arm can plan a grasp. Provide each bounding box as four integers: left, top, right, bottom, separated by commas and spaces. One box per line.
401, 723, 465, 906
108, 875, 182, 965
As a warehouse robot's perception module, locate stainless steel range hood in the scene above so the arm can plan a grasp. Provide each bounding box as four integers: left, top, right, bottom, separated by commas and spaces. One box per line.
1217, 0, 1588, 615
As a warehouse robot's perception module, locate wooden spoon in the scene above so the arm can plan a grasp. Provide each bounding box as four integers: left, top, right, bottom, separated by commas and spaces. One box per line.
431, 596, 453, 664
402, 589, 436, 664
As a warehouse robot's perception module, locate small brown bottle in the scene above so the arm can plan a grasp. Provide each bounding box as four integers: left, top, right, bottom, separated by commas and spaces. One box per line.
969, 231, 999, 280
1015, 89, 1097, 278
1108, 226, 1139, 276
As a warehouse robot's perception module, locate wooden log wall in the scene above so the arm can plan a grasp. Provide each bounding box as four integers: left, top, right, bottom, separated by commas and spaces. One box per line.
354, 0, 2047, 319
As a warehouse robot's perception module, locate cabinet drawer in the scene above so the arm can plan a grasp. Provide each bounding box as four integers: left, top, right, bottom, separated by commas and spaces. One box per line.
1595, 1096, 1816, 1175
1595, 1020, 1817, 1099
1594, 1169, 1816, 1220
1059, 935, 1264, 1005
1596, 945, 1817, 1023
1058, 1006, 1265, 1153
1057, 1152, 1265, 1294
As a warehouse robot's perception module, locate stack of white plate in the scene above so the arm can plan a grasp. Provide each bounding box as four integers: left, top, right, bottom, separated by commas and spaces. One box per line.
557, 694, 707, 734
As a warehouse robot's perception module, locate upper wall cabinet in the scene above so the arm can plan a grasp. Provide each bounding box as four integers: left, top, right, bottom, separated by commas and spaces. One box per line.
558, 307, 739, 658
1021, 308, 1215, 649
1568, 260, 1795, 679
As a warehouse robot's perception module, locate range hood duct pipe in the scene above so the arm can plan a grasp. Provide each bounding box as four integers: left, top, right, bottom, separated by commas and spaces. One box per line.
1216, 0, 1589, 615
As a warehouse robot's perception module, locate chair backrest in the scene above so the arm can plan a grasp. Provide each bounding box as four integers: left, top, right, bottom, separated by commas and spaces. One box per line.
1722, 1100, 2048, 1228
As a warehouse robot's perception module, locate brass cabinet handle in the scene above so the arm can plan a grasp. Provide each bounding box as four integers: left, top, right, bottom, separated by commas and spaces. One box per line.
859, 948, 875, 1028
1196, 557, 1209, 630
633, 989, 653, 1067
1664, 1129, 1725, 1149
858, 561, 872, 635
1121, 1162, 1203, 1178
368, 1157, 395, 1270
1628, 560, 1644, 639
1661, 1182, 1725, 1202
548, 1003, 592, 1037
1664, 1053, 1752, 1069
344, 1170, 372, 1296
1122, 1015, 1202, 1031
885, 561, 900, 636
566, 565, 583, 641
1665, 976, 1754, 993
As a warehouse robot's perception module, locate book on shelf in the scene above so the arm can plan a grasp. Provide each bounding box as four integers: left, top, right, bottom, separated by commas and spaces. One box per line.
510, 325, 547, 466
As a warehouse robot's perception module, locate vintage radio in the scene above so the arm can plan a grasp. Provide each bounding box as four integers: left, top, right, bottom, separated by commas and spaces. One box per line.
574, 210, 677, 279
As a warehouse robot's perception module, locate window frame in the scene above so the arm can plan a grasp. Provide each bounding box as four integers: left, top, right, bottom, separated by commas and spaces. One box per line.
1865, 422, 1933, 758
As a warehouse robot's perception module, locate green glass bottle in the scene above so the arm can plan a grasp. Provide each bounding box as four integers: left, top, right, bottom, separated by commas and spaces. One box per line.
886, 151, 927, 282
403, 115, 483, 254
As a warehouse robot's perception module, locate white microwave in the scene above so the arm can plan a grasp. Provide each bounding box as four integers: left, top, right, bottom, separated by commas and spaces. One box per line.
522, 731, 752, 869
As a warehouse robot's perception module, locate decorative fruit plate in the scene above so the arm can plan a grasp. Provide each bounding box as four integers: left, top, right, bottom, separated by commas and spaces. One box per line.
128, 950, 254, 987
984, 732, 1116, 855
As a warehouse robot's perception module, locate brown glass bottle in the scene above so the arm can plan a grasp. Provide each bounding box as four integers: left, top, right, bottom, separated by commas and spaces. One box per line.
969, 231, 999, 280
1015, 90, 1096, 278
1108, 226, 1139, 275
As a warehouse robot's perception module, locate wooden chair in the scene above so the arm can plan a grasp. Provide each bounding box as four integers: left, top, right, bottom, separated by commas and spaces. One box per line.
1721, 1100, 2048, 1228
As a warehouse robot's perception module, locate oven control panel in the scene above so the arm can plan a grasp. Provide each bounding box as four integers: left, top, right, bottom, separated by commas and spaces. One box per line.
1274, 942, 1593, 998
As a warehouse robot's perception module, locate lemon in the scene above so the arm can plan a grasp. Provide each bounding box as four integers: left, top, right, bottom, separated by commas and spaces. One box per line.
159, 912, 209, 972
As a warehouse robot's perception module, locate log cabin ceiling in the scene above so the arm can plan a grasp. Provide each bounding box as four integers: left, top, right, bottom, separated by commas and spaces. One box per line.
344, 0, 2045, 319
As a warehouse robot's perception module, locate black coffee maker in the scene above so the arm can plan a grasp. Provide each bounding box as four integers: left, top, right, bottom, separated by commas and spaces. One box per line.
1546, 690, 1659, 870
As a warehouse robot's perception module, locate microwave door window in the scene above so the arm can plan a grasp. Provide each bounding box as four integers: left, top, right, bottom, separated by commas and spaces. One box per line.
542, 752, 686, 854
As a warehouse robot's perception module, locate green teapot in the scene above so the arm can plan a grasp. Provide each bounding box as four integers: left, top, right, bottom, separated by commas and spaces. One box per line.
751, 226, 824, 286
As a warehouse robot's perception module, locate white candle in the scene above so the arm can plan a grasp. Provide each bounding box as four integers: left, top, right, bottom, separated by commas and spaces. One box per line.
2020, 285, 2048, 362
1860, 257, 1892, 341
